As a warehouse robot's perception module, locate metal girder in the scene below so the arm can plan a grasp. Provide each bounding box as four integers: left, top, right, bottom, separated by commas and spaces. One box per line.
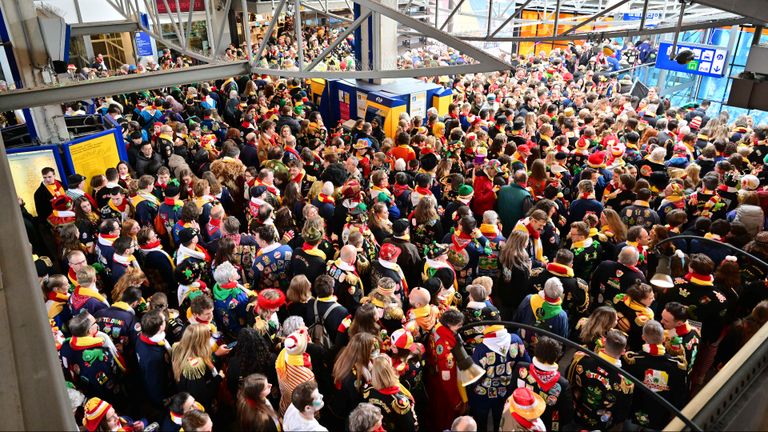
300, 3, 354, 22
459, 15, 749, 41
438, 0, 467, 31
560, 0, 632, 36
304, 10, 372, 71
251, 62, 510, 78
490, 0, 534, 38
0, 61, 250, 112
351, 0, 510, 71
692, 0, 768, 24
70, 20, 140, 36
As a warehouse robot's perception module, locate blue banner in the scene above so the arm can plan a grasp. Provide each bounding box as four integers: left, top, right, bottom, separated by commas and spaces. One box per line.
655, 41, 728, 78
135, 13, 154, 58
622, 12, 661, 28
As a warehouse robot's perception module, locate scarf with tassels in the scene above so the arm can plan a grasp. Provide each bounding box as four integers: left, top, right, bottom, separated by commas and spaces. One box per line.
479, 223, 500, 239
316, 193, 335, 204
514, 219, 545, 263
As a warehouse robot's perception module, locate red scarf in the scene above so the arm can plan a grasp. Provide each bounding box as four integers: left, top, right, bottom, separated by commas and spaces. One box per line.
546, 262, 573, 277
394, 183, 412, 197
525, 222, 540, 239
415, 186, 433, 196
511, 412, 534, 429
685, 272, 714, 285
139, 333, 163, 346
47, 291, 69, 302
219, 281, 238, 290
451, 230, 473, 252
110, 199, 128, 212
140, 239, 162, 250
530, 363, 560, 392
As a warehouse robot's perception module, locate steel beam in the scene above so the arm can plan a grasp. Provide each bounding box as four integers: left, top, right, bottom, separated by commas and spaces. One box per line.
438, 0, 467, 31
0, 61, 251, 112
560, 0, 632, 36
70, 20, 140, 36
489, 0, 534, 38
691, 0, 768, 24
459, 16, 749, 41
300, 3, 354, 22
352, 0, 510, 71
305, 10, 371, 71
253, 0, 286, 64
251, 61, 507, 78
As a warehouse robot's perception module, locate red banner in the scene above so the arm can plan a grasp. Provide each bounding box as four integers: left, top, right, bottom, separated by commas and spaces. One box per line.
156, 0, 205, 13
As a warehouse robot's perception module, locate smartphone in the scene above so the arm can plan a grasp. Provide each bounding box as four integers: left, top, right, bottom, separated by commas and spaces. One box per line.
226, 341, 238, 349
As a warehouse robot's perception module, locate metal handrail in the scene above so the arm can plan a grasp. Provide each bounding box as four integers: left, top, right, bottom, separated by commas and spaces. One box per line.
652, 235, 768, 271
456, 319, 703, 432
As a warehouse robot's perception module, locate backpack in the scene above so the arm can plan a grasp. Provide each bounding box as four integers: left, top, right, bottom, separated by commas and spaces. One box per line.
308, 299, 340, 350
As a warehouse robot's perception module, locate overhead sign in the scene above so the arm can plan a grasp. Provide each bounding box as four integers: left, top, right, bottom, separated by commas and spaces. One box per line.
655, 41, 728, 78
135, 14, 154, 58
156, 0, 204, 13
622, 12, 661, 28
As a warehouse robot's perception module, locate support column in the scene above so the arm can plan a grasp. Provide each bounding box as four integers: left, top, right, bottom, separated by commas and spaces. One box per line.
357, 0, 398, 83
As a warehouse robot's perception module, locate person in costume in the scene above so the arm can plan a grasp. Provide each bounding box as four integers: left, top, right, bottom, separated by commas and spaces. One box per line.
137, 227, 175, 297
170, 323, 229, 412
175, 227, 210, 266
443, 215, 491, 289
69, 266, 110, 316
425, 308, 466, 431
110, 236, 142, 286
363, 355, 418, 431
34, 166, 67, 223
156, 183, 183, 248
389, 328, 426, 418
48, 195, 77, 229
661, 301, 700, 373
469, 321, 529, 432
461, 284, 501, 351
370, 243, 409, 306
135, 310, 174, 412
100, 186, 134, 223
590, 246, 646, 308
514, 277, 569, 343
131, 175, 160, 227
160, 392, 206, 432
82, 397, 146, 432
529, 248, 589, 329
622, 320, 688, 429
212, 261, 256, 340
568, 329, 634, 431
60, 311, 125, 401
276, 327, 315, 415
251, 224, 293, 291
512, 337, 573, 432
568, 221, 602, 282
94, 285, 142, 360
43, 274, 72, 333
514, 209, 549, 267
406, 287, 440, 342
498, 387, 548, 432
327, 244, 365, 314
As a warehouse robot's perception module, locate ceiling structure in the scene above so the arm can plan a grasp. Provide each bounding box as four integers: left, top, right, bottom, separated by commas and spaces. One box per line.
0, 0, 764, 111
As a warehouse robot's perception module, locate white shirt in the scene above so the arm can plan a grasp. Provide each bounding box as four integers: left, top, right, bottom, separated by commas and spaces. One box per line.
282, 404, 327, 432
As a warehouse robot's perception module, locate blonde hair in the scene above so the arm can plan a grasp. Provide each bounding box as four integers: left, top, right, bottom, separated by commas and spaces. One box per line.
472, 276, 493, 297
287, 275, 312, 303
370, 355, 400, 390
171, 324, 214, 382
601, 208, 627, 243
111, 267, 147, 302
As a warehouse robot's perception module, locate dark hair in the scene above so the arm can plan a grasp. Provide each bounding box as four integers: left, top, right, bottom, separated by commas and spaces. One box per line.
627, 283, 653, 303
349, 303, 380, 337
254, 224, 277, 244
314, 274, 335, 298
113, 236, 133, 255
439, 308, 464, 327
141, 309, 165, 336
232, 328, 274, 381
291, 381, 318, 411
664, 302, 688, 322
534, 336, 563, 364
190, 295, 214, 315
166, 392, 191, 414
554, 249, 574, 265
121, 286, 143, 305
689, 253, 715, 275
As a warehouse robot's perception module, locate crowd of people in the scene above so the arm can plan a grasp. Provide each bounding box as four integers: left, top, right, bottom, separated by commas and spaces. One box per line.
23, 39, 768, 432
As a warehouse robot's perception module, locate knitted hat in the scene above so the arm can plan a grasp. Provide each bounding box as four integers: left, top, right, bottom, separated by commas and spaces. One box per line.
165, 183, 180, 197
380, 243, 402, 261
391, 328, 414, 350
83, 397, 112, 432
178, 227, 199, 245
509, 388, 546, 420
587, 151, 606, 168
257, 288, 286, 310
423, 277, 443, 298
517, 144, 531, 154
689, 116, 702, 131
457, 185, 474, 200
250, 185, 268, 198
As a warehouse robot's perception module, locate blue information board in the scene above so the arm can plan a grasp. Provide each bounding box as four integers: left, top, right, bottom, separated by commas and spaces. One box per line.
135, 13, 154, 58
622, 12, 661, 28
655, 41, 728, 78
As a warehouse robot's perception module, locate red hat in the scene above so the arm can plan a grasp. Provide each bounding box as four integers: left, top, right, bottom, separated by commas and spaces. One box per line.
153, 121, 163, 127
51, 195, 73, 211
517, 144, 531, 154
689, 116, 702, 131
380, 243, 402, 261
587, 151, 606, 168
391, 328, 414, 350
83, 397, 112, 432
257, 288, 286, 310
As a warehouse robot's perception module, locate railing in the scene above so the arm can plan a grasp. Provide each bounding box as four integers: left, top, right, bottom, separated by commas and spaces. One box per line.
457, 320, 703, 432
653, 235, 768, 430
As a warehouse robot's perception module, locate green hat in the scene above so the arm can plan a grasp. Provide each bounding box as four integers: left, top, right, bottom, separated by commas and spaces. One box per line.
458, 184, 474, 198
377, 191, 391, 204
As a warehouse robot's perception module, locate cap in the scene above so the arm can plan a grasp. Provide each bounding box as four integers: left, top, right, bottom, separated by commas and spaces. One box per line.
517, 144, 531, 154
250, 185, 268, 197
380, 243, 402, 261
67, 173, 86, 186
175, 258, 204, 285
391, 328, 414, 350
165, 183, 180, 197
393, 219, 409, 236
178, 227, 199, 245
457, 184, 474, 198
424, 242, 449, 259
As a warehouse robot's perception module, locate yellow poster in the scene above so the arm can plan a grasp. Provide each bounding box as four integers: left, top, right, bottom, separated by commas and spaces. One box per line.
8, 148, 60, 217
66, 131, 123, 194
